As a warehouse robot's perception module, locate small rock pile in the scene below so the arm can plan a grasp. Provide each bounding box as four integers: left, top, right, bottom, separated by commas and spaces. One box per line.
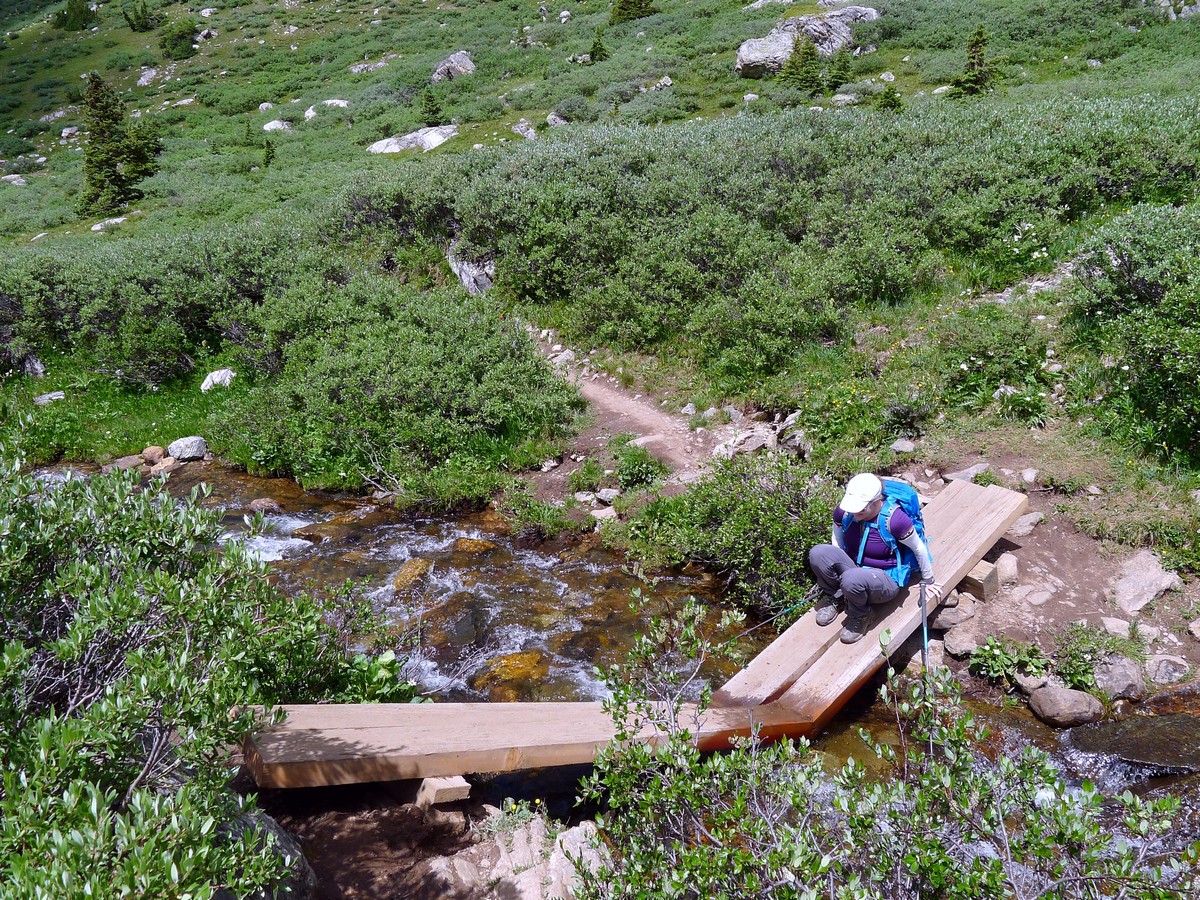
100, 436, 210, 478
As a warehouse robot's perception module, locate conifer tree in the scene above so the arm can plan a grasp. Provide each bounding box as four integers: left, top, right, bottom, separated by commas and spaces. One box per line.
875, 83, 903, 111
952, 26, 993, 95
54, 0, 96, 31
610, 0, 654, 26
77, 73, 160, 216
122, 0, 159, 33
590, 28, 610, 63
778, 35, 822, 96
419, 89, 442, 126
826, 48, 852, 93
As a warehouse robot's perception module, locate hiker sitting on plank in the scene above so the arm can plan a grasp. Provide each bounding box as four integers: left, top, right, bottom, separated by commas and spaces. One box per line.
807, 472, 940, 645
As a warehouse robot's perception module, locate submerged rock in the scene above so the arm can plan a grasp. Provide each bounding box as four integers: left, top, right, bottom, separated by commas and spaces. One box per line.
1071, 714, 1200, 774
393, 558, 434, 594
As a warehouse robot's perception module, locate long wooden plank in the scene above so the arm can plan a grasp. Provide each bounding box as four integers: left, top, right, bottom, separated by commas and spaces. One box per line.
714, 479, 1015, 708
771, 484, 1027, 733
246, 701, 813, 788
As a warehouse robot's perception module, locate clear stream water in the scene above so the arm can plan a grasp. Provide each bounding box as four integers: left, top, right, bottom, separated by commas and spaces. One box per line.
50, 460, 1200, 827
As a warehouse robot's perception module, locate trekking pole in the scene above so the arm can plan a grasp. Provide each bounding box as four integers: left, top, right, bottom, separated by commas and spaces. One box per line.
919, 581, 930, 675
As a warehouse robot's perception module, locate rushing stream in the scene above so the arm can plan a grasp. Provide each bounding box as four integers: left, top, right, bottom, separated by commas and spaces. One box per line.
47, 460, 1200, 829
156, 461, 773, 703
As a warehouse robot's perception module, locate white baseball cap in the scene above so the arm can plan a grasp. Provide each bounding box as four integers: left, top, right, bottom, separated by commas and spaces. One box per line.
840, 473, 883, 514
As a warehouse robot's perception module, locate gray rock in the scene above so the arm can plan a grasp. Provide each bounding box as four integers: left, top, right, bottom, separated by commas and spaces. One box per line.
735, 6, 880, 77
723, 406, 745, 425
1, 174, 27, 186
1029, 685, 1103, 728
1101, 616, 1133, 639
597, 488, 621, 504
1021, 467, 1040, 484
591, 506, 618, 522
432, 50, 475, 83
551, 349, 575, 366
23, 355, 45, 378
943, 625, 980, 659
650, 75, 673, 91
743, 92, 759, 102
1146, 655, 1189, 685
890, 438, 916, 453
995, 552, 1019, 586
137, 68, 159, 87
548, 822, 604, 898
573, 491, 597, 505
1013, 671, 1049, 694
945, 462, 991, 483
1189, 618, 1200, 641
33, 391, 65, 405
681, 403, 697, 416
1112, 549, 1181, 615
1093, 654, 1146, 701
512, 118, 537, 140
777, 426, 812, 458
368, 125, 457, 153
167, 436, 208, 461
831, 93, 859, 106
930, 595, 975, 629
446, 241, 495, 295
215, 809, 317, 900
200, 368, 236, 392
546, 111, 568, 127
879, 70, 894, 82
1006, 511, 1044, 538
263, 119, 292, 132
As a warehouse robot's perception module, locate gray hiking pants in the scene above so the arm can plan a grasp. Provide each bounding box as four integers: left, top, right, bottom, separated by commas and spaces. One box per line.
808, 544, 900, 618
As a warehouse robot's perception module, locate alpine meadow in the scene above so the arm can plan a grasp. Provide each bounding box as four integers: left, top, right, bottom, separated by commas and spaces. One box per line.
2, 0, 1200, 897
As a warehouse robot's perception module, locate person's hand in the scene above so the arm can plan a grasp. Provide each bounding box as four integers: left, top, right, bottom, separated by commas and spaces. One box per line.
922, 581, 943, 606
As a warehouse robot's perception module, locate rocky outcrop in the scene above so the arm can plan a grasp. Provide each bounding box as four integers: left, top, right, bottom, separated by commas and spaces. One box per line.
1029, 685, 1104, 728
367, 125, 457, 153
736, 6, 879, 77
512, 118, 537, 140
432, 50, 476, 83
447, 241, 495, 295
1112, 549, 1181, 615
414, 816, 603, 899
263, 120, 292, 132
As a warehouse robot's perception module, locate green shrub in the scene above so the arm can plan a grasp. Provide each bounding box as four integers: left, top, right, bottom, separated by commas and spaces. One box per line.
213, 275, 582, 492
159, 17, 199, 61
611, 436, 668, 490
581, 604, 1199, 899
1053, 622, 1144, 693
568, 457, 606, 493
0, 426, 405, 897
1069, 204, 1200, 460
624, 454, 832, 616
968, 635, 1049, 682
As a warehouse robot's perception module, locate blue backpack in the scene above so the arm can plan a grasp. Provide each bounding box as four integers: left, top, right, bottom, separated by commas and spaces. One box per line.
840, 478, 932, 587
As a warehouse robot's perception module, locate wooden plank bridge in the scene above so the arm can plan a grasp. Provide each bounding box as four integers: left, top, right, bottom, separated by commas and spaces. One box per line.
245, 479, 1027, 789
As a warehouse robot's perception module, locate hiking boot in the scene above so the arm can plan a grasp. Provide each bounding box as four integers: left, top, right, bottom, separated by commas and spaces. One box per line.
840, 612, 872, 644
814, 593, 843, 627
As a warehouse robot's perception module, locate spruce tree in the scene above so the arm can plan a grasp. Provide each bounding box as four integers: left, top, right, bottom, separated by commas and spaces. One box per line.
778, 35, 822, 96
875, 83, 903, 112
610, 0, 654, 26
590, 28, 610, 63
77, 73, 160, 217
54, 0, 96, 30
826, 49, 852, 93
419, 89, 442, 126
952, 26, 993, 95
122, 0, 159, 33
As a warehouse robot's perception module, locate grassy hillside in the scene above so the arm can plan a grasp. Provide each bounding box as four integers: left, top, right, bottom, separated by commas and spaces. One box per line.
1, 0, 1199, 536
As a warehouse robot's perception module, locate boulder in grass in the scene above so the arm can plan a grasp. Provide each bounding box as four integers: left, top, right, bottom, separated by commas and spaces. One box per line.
167, 436, 208, 461
1029, 685, 1103, 728
200, 368, 236, 392
367, 125, 457, 154
431, 50, 475, 84
33, 391, 65, 405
